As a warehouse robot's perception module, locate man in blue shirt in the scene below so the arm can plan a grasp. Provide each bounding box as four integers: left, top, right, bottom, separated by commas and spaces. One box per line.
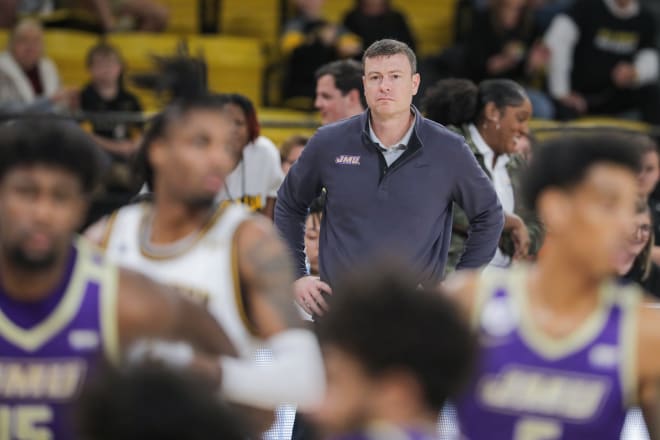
276, 39, 504, 317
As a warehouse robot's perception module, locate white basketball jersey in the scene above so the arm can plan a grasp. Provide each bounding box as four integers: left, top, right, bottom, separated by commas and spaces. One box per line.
101, 202, 260, 357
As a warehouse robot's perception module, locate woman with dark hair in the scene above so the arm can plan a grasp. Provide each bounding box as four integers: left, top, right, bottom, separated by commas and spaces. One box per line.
617, 198, 660, 299
423, 77, 542, 271
216, 93, 284, 220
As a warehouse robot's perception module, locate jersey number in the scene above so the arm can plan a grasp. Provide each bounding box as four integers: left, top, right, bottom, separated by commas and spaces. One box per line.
0, 405, 53, 440
514, 417, 562, 440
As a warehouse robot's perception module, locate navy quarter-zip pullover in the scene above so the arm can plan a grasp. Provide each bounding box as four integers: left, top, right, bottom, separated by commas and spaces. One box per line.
275, 106, 504, 287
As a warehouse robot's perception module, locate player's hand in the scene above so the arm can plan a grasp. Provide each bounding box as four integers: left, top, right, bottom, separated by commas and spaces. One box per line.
612, 62, 637, 88
510, 214, 531, 260
293, 276, 332, 317
559, 92, 588, 114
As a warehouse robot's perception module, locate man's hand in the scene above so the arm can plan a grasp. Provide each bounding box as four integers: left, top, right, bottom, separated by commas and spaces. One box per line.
293, 276, 332, 317
612, 62, 637, 88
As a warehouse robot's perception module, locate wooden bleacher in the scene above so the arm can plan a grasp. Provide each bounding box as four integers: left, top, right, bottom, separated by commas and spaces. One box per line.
44, 30, 99, 87
188, 35, 265, 106
219, 0, 280, 51
157, 0, 199, 34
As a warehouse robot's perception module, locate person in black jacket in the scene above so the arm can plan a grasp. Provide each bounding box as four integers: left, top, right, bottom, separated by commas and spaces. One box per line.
343, 0, 416, 56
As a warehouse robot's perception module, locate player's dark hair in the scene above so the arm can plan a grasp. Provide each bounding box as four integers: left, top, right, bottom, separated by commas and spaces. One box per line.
78, 364, 249, 440
315, 59, 367, 109
422, 78, 526, 126
0, 118, 103, 193
134, 93, 231, 190
316, 261, 477, 411
223, 93, 260, 144
524, 133, 643, 209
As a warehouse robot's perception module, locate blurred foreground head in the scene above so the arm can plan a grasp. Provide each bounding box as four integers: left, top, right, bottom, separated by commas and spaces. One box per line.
313, 259, 476, 436
78, 364, 249, 440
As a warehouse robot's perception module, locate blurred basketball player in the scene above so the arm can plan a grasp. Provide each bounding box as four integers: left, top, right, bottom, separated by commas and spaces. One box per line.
312, 261, 476, 440
0, 118, 235, 440
446, 133, 660, 439
86, 94, 325, 418
79, 364, 250, 440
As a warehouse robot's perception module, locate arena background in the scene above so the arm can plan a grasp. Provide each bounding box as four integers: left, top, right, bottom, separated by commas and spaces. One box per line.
2, 0, 660, 438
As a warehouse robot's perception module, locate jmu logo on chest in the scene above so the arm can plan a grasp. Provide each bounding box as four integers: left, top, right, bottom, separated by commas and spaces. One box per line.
0, 359, 87, 400
478, 366, 610, 421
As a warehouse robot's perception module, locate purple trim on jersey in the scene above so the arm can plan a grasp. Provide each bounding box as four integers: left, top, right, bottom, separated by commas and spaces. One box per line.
0, 246, 77, 329
0, 246, 109, 440
455, 286, 628, 440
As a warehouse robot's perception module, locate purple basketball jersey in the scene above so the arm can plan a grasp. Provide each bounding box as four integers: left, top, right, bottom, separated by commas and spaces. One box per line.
455, 268, 640, 440
0, 240, 118, 440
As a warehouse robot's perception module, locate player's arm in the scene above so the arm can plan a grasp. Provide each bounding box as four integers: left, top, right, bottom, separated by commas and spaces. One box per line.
635, 303, 660, 439
117, 269, 238, 358
215, 217, 325, 411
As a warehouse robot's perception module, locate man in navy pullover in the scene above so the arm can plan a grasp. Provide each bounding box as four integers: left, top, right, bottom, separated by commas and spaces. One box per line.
275, 39, 504, 317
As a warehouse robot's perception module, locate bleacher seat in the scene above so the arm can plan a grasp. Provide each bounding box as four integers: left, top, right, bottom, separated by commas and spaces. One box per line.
0, 30, 8, 50
219, 0, 280, 50
393, 0, 458, 57
156, 0, 198, 34
258, 107, 319, 148
188, 35, 265, 106
44, 30, 99, 88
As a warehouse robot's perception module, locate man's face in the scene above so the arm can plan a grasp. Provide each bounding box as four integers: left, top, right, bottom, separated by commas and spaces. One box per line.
544, 163, 638, 278
312, 345, 375, 435
315, 74, 353, 125
150, 110, 240, 207
0, 165, 85, 271
11, 25, 43, 70
363, 53, 419, 119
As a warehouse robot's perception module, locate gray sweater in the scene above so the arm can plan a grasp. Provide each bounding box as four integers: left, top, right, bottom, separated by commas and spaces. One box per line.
275, 107, 504, 287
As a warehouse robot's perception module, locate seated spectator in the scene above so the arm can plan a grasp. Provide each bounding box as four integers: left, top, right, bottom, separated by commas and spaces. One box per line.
342, 0, 416, 56
617, 197, 660, 299
464, 0, 554, 118
635, 137, 660, 268
81, 42, 143, 227
0, 18, 76, 112
81, 42, 142, 159
422, 78, 543, 272
544, 0, 660, 123
314, 59, 365, 125
216, 94, 284, 219
280, 134, 308, 175
281, 0, 361, 107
